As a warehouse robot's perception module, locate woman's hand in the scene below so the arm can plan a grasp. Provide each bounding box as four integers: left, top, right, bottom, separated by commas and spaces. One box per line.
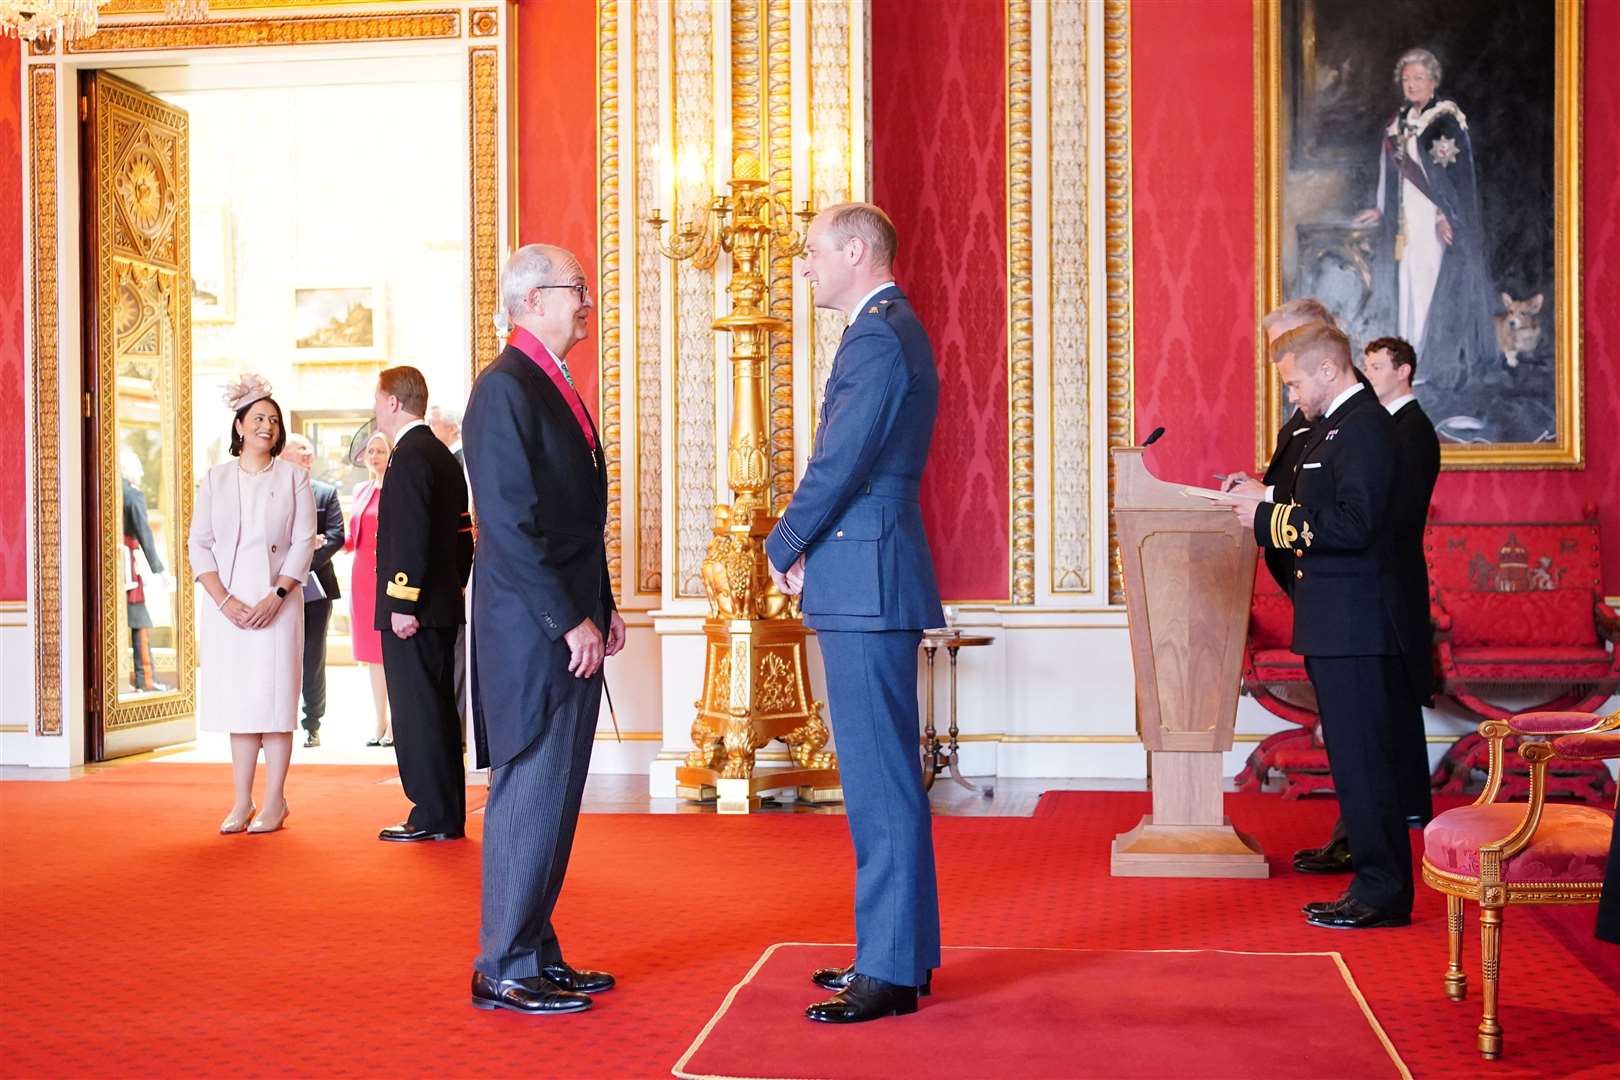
1436, 212, 1454, 245
244, 590, 285, 629
220, 596, 255, 629
1352, 208, 1381, 225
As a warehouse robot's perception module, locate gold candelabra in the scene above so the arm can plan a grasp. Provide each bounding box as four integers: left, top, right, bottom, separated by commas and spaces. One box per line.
648, 152, 840, 814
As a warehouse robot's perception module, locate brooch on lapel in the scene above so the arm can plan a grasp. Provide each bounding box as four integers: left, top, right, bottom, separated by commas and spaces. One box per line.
1325, 429, 1340, 441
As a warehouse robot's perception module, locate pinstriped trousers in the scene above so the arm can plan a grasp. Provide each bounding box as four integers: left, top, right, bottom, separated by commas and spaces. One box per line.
475, 666, 603, 980
816, 629, 940, 987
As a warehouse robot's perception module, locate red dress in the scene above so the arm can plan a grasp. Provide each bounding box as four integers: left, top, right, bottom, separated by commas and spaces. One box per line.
346, 481, 384, 664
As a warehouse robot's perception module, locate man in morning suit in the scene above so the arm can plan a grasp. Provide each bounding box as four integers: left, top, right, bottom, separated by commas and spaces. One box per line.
765, 202, 946, 1024
1220, 323, 1414, 929
284, 434, 347, 749
373, 365, 474, 842
463, 244, 626, 1016
428, 404, 470, 730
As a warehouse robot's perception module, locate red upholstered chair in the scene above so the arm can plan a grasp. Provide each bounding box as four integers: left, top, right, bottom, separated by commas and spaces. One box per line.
1420, 709, 1620, 1060
1234, 576, 1333, 797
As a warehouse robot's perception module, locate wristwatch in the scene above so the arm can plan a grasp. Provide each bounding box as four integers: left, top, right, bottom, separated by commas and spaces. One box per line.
275, 586, 288, 598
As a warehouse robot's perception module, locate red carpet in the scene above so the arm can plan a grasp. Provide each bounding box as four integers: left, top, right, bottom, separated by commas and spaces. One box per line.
675, 944, 1407, 1079
2, 766, 1617, 1079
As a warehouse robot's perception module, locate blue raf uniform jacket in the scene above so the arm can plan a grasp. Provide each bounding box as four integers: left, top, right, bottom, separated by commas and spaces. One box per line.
765, 284, 945, 632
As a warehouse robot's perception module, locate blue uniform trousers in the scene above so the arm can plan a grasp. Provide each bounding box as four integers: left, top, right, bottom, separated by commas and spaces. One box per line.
816, 628, 940, 986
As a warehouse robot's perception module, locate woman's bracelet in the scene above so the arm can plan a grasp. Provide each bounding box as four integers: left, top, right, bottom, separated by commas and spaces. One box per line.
215, 593, 231, 611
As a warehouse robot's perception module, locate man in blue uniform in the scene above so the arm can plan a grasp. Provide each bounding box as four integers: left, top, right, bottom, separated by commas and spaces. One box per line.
1221, 323, 1414, 929
766, 202, 946, 1023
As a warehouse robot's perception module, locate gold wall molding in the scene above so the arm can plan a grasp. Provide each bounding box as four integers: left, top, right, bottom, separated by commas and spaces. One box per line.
469, 5, 497, 36
598, 0, 624, 593
1007, 0, 1034, 605
468, 46, 500, 376
66, 9, 463, 52
1103, 0, 1133, 605
29, 66, 63, 738
807, 0, 853, 420
672, 0, 718, 598
1048, 0, 1091, 595
765, 0, 794, 515
730, 0, 762, 161
633, 0, 663, 595
102, 0, 452, 11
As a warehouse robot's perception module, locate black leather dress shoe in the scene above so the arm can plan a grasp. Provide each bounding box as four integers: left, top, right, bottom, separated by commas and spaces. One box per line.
470, 971, 591, 1014
1291, 833, 1349, 864
541, 961, 615, 994
805, 974, 919, 1024
1293, 844, 1353, 875
378, 823, 465, 842
812, 963, 932, 997
1305, 897, 1411, 930
1300, 892, 1353, 916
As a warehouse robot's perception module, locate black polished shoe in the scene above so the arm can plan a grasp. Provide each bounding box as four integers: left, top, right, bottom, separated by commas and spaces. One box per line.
1300, 892, 1353, 917
1293, 844, 1353, 875
1291, 833, 1349, 864
811, 963, 932, 997
470, 971, 591, 1014
805, 974, 919, 1024
541, 961, 616, 994
1305, 897, 1411, 930
379, 823, 465, 842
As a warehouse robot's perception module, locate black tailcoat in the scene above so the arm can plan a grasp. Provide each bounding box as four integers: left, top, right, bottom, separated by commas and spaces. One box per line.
1388, 399, 1441, 699
374, 425, 473, 629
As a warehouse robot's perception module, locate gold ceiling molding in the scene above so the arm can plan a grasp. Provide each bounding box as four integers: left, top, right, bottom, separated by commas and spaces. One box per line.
468, 46, 500, 376
598, 0, 624, 593
66, 8, 462, 52
765, 0, 793, 516
1048, 0, 1090, 595
101, 0, 451, 10
1103, 0, 1132, 606
633, 0, 663, 595
1007, 0, 1034, 605
29, 66, 63, 737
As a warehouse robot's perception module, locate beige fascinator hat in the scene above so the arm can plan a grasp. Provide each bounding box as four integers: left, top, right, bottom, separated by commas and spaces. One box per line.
222, 373, 273, 412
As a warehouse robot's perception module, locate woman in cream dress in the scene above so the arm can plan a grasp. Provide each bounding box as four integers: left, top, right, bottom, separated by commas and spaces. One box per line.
188, 376, 317, 835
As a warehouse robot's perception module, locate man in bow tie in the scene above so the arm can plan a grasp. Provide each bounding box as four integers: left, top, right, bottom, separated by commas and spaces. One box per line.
463, 244, 626, 1016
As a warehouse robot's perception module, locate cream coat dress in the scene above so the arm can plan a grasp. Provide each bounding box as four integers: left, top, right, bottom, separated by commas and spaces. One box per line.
187, 457, 318, 733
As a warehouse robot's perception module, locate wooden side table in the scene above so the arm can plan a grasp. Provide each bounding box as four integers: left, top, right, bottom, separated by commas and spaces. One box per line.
920, 633, 994, 791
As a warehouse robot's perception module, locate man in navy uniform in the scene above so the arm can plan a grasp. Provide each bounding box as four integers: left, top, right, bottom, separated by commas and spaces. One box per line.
1220, 323, 1414, 929
373, 366, 474, 842
765, 202, 945, 1023
284, 434, 346, 748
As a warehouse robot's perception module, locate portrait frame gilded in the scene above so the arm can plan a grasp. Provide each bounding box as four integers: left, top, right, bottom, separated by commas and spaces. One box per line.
1254, 0, 1583, 471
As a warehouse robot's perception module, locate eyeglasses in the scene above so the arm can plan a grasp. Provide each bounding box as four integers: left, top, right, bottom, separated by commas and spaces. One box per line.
532, 283, 591, 306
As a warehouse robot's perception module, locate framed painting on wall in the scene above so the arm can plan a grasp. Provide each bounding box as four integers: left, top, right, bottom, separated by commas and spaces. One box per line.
1255, 0, 1582, 469
292, 285, 387, 363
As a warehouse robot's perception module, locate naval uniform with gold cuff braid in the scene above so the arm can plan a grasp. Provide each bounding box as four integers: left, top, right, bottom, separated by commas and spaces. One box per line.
1253, 383, 1414, 917
375, 422, 475, 836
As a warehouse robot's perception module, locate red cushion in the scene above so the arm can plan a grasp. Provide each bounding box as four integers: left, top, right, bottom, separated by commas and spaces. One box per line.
1251, 648, 1309, 682
1552, 732, 1620, 761
1424, 803, 1613, 882
1512, 711, 1608, 735
1437, 588, 1599, 648
1249, 593, 1294, 649
1450, 645, 1614, 683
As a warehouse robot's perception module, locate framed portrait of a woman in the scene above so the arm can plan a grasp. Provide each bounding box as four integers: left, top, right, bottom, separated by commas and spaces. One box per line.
1255, 0, 1581, 468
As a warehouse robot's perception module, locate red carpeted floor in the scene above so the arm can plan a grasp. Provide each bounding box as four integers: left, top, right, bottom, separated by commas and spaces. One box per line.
2, 765, 1617, 1079
676, 944, 1408, 1079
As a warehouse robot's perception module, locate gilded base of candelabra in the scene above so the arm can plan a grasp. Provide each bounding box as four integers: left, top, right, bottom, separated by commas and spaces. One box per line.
676, 505, 842, 815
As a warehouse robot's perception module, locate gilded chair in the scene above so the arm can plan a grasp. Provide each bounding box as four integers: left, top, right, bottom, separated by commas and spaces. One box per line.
1420, 709, 1619, 1060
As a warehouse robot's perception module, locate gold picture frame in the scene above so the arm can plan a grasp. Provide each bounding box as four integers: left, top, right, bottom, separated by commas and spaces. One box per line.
291, 283, 387, 364
1255, 0, 1582, 470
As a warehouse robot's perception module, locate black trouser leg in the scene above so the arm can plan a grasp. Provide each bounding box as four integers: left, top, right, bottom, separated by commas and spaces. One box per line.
381, 626, 466, 833
1597, 811, 1620, 945
300, 599, 331, 733
1391, 659, 1434, 823
1306, 654, 1414, 914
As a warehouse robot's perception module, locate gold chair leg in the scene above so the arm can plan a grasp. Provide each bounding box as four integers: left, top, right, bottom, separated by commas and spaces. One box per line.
1444, 894, 1467, 1001
1478, 906, 1503, 1059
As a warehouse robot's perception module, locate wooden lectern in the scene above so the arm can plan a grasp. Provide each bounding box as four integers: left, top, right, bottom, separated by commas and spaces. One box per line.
1110, 447, 1269, 878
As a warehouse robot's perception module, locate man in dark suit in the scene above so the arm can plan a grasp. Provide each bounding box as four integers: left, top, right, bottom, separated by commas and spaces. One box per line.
464, 244, 625, 1016
1221, 323, 1414, 929
1292, 336, 1441, 874
766, 202, 946, 1024
284, 434, 346, 748
373, 365, 474, 843
428, 404, 469, 730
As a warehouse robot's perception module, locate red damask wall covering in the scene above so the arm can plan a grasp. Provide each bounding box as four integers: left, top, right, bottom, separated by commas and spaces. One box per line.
872, 0, 1010, 602
515, 0, 599, 420
1131, 0, 1620, 586
1, 41, 26, 602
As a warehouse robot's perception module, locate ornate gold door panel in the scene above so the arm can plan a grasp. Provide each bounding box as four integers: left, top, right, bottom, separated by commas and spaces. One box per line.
81, 72, 196, 759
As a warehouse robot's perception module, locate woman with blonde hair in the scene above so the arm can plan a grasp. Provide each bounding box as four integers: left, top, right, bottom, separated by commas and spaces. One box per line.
346, 429, 393, 745
188, 375, 317, 834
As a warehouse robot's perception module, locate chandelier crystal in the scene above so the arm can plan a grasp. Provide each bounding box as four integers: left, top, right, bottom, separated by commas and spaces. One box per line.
0, 1, 108, 43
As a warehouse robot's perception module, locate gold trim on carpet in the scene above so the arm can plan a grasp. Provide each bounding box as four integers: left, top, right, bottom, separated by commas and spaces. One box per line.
671, 942, 1413, 1080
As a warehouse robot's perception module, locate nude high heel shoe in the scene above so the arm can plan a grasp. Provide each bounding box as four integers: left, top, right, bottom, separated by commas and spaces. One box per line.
247, 802, 289, 834
220, 804, 255, 834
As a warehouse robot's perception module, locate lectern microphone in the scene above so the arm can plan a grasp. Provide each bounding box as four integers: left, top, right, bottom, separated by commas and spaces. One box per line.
1141, 425, 1166, 447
